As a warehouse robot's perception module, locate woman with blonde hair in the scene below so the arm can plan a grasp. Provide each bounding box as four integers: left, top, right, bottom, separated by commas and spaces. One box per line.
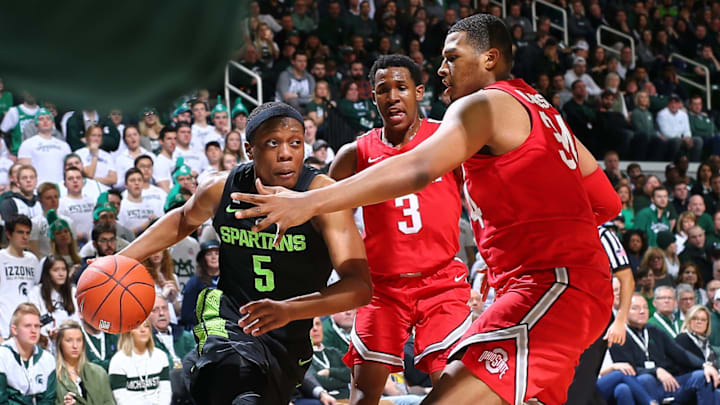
674, 210, 697, 254
223, 130, 247, 162
55, 320, 115, 405
253, 23, 279, 68
142, 250, 181, 322
676, 305, 720, 368
108, 319, 171, 405
640, 247, 673, 287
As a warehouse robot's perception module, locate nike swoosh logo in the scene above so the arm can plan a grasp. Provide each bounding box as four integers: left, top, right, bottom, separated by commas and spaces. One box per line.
298, 357, 312, 366
454, 274, 466, 283
226, 205, 240, 213
368, 156, 383, 163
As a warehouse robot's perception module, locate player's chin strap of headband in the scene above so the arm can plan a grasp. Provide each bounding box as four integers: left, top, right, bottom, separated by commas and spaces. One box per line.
245, 104, 305, 143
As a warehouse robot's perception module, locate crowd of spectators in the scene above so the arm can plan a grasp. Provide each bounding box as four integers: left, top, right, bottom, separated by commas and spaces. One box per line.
0, 0, 719, 403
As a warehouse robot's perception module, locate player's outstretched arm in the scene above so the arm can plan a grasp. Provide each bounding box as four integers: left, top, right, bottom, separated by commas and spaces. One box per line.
119, 172, 227, 262
238, 175, 372, 337
232, 91, 497, 238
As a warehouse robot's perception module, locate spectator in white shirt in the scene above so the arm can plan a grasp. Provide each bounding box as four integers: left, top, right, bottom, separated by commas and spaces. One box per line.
190, 100, 215, 152
117, 168, 164, 236
114, 125, 154, 188
657, 95, 702, 161
58, 167, 96, 244
154, 126, 176, 193
75, 125, 118, 187
59, 154, 109, 202
564, 56, 603, 97
131, 155, 167, 208
17, 108, 71, 185
172, 122, 208, 176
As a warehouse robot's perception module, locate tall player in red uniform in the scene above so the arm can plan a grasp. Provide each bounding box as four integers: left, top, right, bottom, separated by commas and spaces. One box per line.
329, 55, 471, 405
232, 14, 621, 405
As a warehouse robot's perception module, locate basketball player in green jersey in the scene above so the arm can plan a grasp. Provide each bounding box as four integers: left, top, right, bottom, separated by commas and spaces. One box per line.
119, 102, 371, 405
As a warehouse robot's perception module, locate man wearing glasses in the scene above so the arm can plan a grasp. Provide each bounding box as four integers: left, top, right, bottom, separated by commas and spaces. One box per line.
649, 286, 683, 339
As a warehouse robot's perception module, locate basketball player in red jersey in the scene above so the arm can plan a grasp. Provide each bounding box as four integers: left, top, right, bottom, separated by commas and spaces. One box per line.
329, 54, 471, 405
232, 14, 621, 405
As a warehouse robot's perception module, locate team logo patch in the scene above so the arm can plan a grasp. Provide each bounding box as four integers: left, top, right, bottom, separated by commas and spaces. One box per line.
478, 348, 509, 379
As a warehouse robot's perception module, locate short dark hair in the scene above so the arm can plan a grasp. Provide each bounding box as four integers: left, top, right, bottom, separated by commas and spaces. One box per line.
108, 188, 123, 200
134, 155, 153, 168
448, 14, 513, 66
124, 167, 143, 183
190, 99, 208, 110
368, 55, 423, 87
571, 79, 584, 90
122, 124, 139, 142
92, 222, 116, 242
292, 51, 308, 61
159, 126, 177, 140
652, 186, 668, 197
175, 121, 191, 130
6, 215, 31, 234
63, 166, 82, 180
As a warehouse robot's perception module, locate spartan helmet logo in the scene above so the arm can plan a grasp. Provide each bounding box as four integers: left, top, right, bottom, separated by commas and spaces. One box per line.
18, 282, 28, 297
35, 375, 43, 385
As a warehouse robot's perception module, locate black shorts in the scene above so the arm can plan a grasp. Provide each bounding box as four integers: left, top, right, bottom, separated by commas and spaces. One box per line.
190, 289, 312, 405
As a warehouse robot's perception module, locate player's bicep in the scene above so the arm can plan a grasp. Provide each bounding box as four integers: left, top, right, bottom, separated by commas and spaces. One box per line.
407, 93, 494, 181
574, 136, 599, 177
328, 142, 357, 181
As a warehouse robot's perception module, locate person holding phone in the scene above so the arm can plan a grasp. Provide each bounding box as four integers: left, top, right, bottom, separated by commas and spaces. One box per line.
28, 255, 80, 344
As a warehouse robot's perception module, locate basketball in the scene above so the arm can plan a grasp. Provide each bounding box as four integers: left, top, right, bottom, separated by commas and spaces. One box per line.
76, 255, 156, 334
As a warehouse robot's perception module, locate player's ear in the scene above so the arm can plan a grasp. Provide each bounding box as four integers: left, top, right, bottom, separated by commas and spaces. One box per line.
484, 48, 501, 70
244, 141, 254, 160
415, 84, 425, 101
371, 90, 377, 105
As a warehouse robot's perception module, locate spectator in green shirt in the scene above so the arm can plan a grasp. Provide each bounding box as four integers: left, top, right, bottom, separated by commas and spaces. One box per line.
0, 78, 13, 119
688, 94, 720, 156
633, 186, 672, 247
291, 0, 316, 34
338, 81, 378, 134
688, 194, 715, 235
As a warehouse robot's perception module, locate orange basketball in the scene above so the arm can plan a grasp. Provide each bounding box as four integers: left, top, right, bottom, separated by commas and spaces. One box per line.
76, 255, 156, 334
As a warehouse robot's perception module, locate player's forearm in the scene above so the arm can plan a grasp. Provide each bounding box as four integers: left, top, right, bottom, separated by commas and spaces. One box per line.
616, 268, 635, 322
308, 151, 434, 215
119, 208, 198, 262
285, 264, 372, 320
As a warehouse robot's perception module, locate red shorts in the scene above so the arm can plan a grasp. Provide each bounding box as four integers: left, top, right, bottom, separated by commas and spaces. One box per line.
344, 259, 472, 374
449, 267, 612, 405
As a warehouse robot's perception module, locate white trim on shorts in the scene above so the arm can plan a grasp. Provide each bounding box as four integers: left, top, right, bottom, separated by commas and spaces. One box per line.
414, 312, 473, 366
448, 267, 569, 405
350, 318, 404, 368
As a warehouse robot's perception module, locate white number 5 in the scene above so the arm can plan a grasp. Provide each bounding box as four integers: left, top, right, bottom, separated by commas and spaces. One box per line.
395, 194, 422, 234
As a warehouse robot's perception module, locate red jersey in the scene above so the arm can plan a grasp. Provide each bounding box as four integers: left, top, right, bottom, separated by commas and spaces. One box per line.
462, 79, 608, 289
356, 119, 462, 277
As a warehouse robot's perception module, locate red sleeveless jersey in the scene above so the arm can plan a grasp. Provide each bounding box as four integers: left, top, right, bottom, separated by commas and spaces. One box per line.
356, 119, 462, 277
462, 79, 608, 288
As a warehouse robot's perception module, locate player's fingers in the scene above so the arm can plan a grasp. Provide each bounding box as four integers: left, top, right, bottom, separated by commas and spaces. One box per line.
250, 216, 276, 233
272, 224, 288, 247
256, 178, 289, 195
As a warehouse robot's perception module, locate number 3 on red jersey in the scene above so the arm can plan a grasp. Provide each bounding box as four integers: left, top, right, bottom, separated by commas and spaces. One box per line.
538, 110, 579, 170
395, 194, 422, 234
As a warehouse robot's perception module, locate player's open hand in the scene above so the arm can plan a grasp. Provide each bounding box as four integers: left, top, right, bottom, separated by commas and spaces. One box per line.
238, 298, 293, 336
603, 319, 626, 347
231, 178, 315, 244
